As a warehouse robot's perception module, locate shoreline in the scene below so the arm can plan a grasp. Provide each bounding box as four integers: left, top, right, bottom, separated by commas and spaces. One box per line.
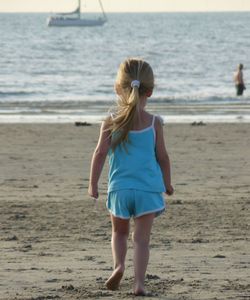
0, 114, 250, 124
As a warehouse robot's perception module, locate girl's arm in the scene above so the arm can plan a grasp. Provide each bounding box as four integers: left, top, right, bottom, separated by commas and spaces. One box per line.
88, 120, 111, 199
155, 117, 174, 196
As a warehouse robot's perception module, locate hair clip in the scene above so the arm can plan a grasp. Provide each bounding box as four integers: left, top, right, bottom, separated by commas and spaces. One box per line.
131, 80, 140, 88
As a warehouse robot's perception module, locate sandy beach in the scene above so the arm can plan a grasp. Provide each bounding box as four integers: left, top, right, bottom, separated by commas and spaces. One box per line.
0, 123, 249, 300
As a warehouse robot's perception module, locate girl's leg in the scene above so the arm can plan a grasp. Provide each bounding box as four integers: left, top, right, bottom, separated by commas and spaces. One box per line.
132, 213, 155, 296
105, 214, 130, 290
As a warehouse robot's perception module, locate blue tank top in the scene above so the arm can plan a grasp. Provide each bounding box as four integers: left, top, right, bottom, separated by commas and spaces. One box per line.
108, 115, 165, 193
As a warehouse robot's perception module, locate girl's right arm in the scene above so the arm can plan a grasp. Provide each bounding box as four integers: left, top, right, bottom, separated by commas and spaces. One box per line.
88, 120, 111, 199
155, 117, 174, 196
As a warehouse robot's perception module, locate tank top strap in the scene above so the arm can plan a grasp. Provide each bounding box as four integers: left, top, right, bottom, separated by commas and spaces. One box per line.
151, 115, 156, 143
151, 115, 156, 127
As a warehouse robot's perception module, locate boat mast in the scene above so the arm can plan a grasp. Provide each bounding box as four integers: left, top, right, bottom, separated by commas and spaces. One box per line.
78, 0, 81, 19
98, 0, 107, 20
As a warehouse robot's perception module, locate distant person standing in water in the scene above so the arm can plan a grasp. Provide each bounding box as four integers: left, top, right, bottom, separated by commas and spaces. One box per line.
234, 64, 246, 96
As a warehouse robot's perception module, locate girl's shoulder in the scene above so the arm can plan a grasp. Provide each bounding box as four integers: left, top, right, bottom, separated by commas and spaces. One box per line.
152, 115, 165, 139
144, 111, 164, 123
155, 114, 164, 125
100, 115, 113, 134
150, 113, 164, 127
137, 113, 164, 135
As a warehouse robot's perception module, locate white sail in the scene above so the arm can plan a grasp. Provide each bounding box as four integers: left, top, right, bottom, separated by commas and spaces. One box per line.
53, 0, 80, 16
59, 7, 80, 16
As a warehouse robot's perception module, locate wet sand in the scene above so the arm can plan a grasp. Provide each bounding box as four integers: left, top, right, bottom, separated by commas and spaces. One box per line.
0, 123, 249, 299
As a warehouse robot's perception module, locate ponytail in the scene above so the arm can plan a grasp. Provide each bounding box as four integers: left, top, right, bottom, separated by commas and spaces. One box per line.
107, 58, 154, 151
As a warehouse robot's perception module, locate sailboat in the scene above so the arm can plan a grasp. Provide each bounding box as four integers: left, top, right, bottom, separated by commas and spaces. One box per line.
47, 0, 107, 27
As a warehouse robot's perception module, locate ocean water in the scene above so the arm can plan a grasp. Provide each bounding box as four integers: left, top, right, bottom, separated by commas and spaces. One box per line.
0, 12, 250, 123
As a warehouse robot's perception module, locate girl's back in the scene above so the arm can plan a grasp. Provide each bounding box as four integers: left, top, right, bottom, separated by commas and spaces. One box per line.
108, 113, 165, 193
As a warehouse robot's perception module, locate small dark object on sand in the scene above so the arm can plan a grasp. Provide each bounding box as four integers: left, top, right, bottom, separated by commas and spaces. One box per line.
62, 284, 75, 290
75, 121, 92, 126
191, 121, 206, 126
213, 254, 226, 259
146, 274, 160, 280
5, 235, 18, 241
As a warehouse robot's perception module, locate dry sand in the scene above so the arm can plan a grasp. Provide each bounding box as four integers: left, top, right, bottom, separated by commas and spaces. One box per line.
0, 123, 249, 300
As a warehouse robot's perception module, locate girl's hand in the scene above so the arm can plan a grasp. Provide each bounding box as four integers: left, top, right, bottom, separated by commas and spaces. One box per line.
166, 185, 174, 196
88, 185, 99, 199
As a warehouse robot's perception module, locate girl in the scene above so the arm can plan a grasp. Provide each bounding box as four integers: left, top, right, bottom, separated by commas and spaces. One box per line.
88, 58, 173, 296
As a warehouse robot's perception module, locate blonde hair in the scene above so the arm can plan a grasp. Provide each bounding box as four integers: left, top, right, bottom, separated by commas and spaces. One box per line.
107, 58, 154, 151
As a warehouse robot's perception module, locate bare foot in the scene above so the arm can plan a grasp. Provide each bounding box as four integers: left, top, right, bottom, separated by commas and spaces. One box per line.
134, 289, 153, 297
134, 285, 146, 296
105, 268, 124, 291
134, 290, 146, 296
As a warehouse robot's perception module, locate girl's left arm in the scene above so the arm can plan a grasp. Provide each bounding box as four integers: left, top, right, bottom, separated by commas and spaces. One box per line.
88, 120, 111, 199
155, 117, 174, 196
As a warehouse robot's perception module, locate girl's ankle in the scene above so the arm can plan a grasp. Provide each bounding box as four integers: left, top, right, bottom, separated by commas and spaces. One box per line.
114, 264, 125, 274
134, 283, 145, 296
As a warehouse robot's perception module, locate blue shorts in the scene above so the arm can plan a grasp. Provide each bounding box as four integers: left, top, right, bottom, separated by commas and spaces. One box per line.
107, 189, 166, 219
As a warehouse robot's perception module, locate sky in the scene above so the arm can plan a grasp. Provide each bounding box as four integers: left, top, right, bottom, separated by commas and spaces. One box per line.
0, 0, 249, 13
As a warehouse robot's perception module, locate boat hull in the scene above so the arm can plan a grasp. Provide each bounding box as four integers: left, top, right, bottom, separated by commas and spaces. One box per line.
47, 17, 106, 27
